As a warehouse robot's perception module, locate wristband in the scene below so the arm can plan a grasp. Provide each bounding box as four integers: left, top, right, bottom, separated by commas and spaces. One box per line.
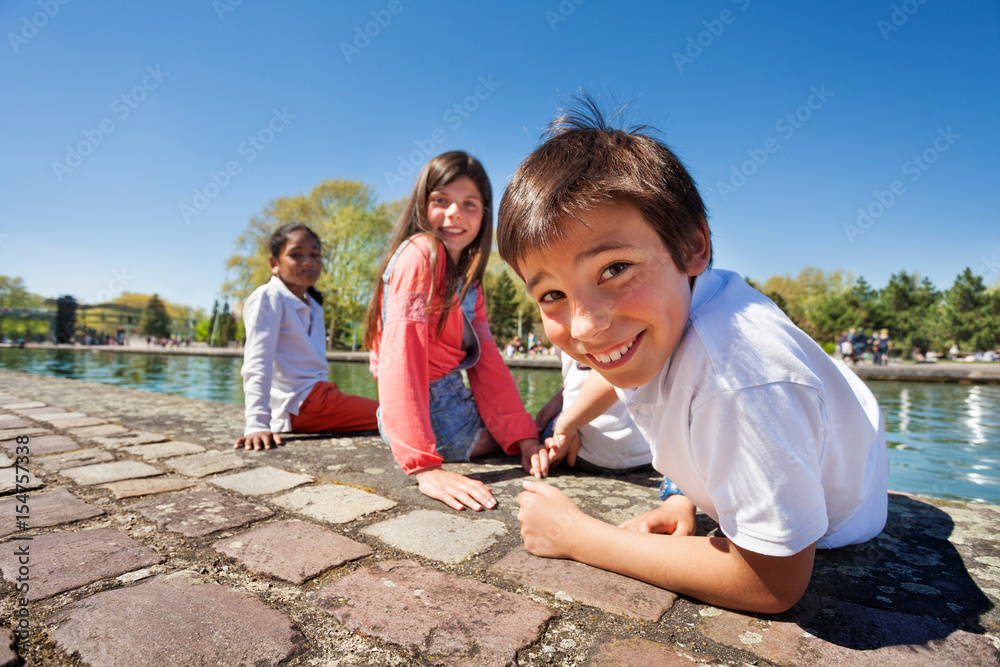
658, 477, 684, 500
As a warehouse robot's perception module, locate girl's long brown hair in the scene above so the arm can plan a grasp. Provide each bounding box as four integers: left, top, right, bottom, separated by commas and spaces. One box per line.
363, 151, 493, 347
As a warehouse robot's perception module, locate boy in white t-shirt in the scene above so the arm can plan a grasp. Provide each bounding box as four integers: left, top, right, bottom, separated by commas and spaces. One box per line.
496, 98, 889, 614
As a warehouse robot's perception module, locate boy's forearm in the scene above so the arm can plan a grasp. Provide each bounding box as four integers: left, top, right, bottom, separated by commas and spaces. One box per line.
564, 516, 814, 614
557, 372, 618, 432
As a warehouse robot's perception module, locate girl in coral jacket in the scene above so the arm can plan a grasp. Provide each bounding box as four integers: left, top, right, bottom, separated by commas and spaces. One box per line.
364, 151, 548, 511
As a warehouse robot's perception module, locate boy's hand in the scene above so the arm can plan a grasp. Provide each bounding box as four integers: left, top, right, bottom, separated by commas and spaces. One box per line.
545, 429, 581, 466
415, 467, 497, 512
517, 480, 588, 559
235, 431, 284, 451
619, 494, 697, 536
519, 438, 549, 478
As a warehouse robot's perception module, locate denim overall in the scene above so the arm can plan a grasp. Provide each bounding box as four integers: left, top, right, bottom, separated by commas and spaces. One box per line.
376, 237, 485, 461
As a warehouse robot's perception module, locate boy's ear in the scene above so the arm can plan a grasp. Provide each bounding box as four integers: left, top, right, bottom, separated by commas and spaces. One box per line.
686, 217, 712, 277
268, 256, 279, 275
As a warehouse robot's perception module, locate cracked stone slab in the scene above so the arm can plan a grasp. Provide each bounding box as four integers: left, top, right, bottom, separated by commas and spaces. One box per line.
60, 460, 163, 486
0, 419, 33, 430
493, 547, 676, 621
0, 527, 163, 600
1, 435, 78, 456
0, 453, 11, 468
130, 489, 274, 537
0, 488, 104, 538
271, 484, 396, 524
92, 430, 170, 449
0, 468, 43, 495
47, 570, 306, 666
0, 414, 21, 422
36, 448, 115, 472
585, 635, 717, 665
163, 451, 246, 478
120, 440, 205, 460
103, 476, 195, 499
49, 417, 108, 429
65, 424, 129, 439
314, 559, 553, 666
209, 466, 313, 496
697, 593, 1000, 666
214, 519, 372, 584
362, 509, 506, 564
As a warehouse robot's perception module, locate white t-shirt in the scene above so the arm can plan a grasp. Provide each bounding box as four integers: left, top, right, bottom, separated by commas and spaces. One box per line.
618, 268, 888, 557
559, 350, 651, 469
241, 276, 328, 435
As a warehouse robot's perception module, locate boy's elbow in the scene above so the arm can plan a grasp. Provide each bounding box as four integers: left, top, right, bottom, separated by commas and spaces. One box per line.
736, 542, 815, 614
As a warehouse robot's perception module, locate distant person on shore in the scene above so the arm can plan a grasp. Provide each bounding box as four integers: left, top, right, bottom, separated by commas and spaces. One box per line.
497, 98, 887, 613
236, 223, 379, 451
874, 329, 891, 365
364, 151, 547, 512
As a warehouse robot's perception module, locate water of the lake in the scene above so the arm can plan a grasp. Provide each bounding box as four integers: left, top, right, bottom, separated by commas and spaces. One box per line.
2, 347, 998, 505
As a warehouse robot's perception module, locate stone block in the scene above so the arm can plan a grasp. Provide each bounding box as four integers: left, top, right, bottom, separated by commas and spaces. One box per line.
163, 451, 246, 478
60, 460, 163, 486
1, 435, 78, 456
697, 593, 1000, 666
584, 635, 716, 665
209, 466, 313, 496
47, 571, 306, 665
272, 484, 396, 524
0, 428, 48, 442
0, 627, 17, 667
50, 417, 107, 429
214, 519, 372, 584
0, 419, 33, 430
120, 440, 205, 460
0, 488, 104, 538
36, 448, 114, 471
0, 527, 163, 600
493, 546, 676, 621
362, 509, 506, 564
130, 489, 274, 537
66, 424, 129, 439
0, 402, 45, 410
12, 406, 64, 416
314, 559, 552, 666
0, 468, 42, 495
103, 477, 195, 499
92, 430, 170, 449
35, 412, 87, 422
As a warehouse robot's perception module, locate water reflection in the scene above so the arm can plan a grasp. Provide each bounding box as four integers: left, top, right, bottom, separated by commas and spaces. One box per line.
2, 347, 998, 504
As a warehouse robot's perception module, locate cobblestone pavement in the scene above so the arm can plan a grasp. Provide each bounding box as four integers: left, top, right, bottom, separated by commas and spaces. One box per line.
0, 368, 997, 666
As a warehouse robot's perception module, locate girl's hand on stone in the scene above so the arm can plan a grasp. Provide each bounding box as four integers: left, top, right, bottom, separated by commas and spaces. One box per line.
415, 467, 497, 511
519, 438, 549, 478
235, 431, 283, 451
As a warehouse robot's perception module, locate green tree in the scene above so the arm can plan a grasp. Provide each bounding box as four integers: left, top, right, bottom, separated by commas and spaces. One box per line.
940, 268, 996, 352
482, 257, 537, 347
139, 294, 171, 338
877, 272, 940, 357
224, 179, 398, 349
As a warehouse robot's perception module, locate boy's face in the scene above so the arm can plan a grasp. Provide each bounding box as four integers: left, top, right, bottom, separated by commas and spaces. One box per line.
518, 200, 710, 389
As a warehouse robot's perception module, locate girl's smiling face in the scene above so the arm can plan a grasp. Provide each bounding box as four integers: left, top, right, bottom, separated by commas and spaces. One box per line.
426, 176, 484, 263
519, 199, 711, 389
269, 229, 322, 300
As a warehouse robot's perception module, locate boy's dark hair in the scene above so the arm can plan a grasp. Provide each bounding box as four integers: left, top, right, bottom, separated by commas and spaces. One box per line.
497, 94, 712, 274
269, 222, 324, 305
364, 151, 492, 346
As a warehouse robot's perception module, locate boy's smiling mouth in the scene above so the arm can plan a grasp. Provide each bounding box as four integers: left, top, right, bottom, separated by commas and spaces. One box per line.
587, 333, 640, 367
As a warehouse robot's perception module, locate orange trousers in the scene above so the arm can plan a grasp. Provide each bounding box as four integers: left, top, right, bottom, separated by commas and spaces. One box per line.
289, 381, 378, 433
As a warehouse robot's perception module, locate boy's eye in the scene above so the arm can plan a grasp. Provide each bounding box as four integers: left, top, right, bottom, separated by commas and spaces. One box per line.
539, 290, 564, 303
600, 262, 630, 281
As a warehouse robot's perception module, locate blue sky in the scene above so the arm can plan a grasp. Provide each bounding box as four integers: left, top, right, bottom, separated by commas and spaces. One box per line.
2, 0, 997, 312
